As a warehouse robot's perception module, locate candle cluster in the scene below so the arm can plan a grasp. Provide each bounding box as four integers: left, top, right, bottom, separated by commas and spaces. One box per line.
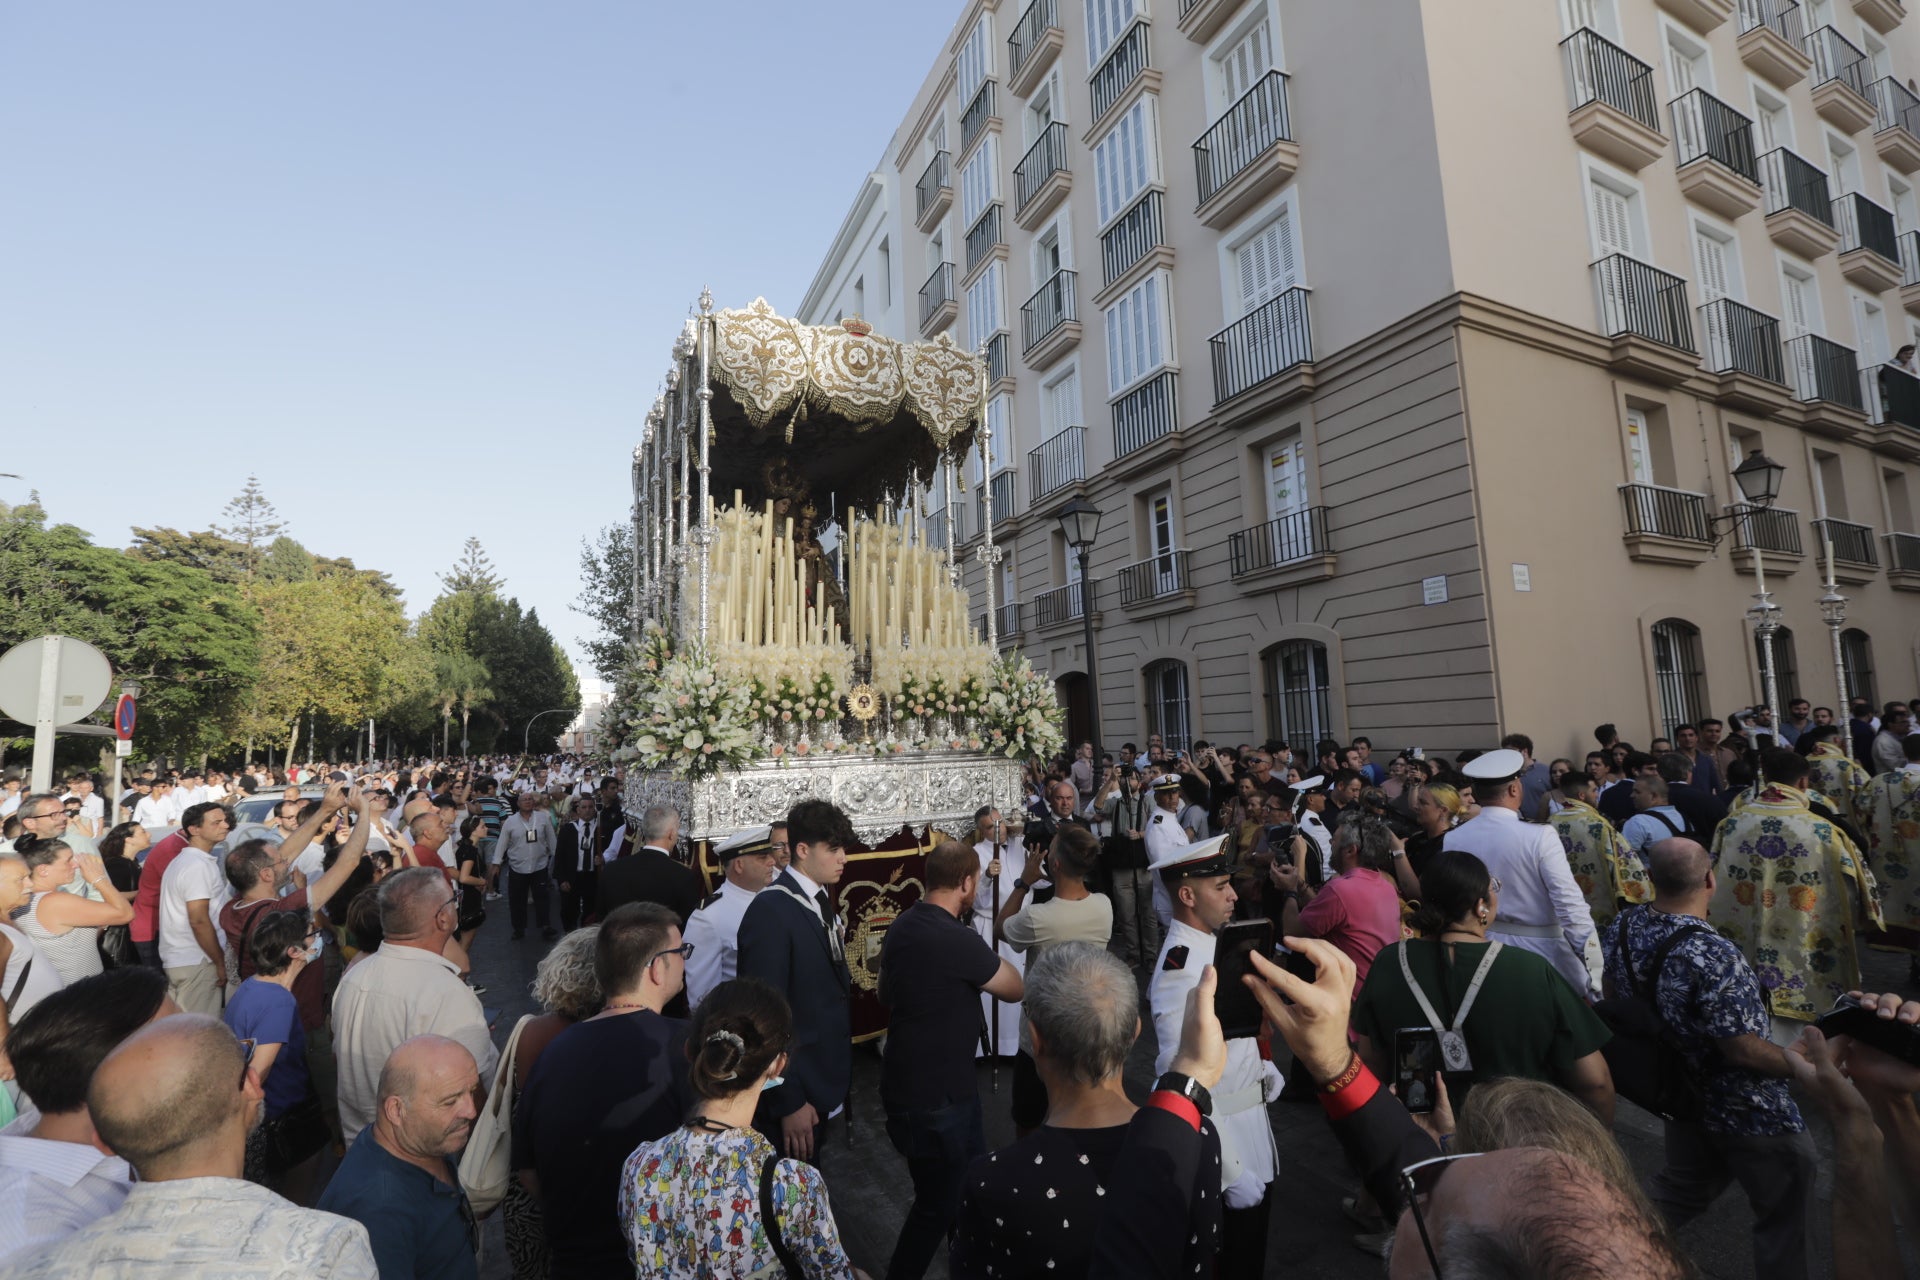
845, 509, 973, 654
710, 494, 836, 650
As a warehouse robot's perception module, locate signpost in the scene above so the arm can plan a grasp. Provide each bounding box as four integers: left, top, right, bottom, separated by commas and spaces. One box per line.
0, 636, 114, 793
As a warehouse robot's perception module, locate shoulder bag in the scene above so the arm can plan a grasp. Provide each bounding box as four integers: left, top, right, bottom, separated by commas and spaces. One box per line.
1594, 922, 1709, 1122
458, 1012, 534, 1216
758, 1152, 805, 1279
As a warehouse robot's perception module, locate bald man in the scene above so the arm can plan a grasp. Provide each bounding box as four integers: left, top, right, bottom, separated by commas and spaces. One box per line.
318, 1036, 480, 1280
10, 1014, 376, 1278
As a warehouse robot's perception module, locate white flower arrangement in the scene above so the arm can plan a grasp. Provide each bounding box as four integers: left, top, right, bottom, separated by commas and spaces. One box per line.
623, 647, 760, 780
977, 655, 1066, 762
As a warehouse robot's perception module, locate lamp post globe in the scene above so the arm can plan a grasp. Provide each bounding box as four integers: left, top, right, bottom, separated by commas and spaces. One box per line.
1732, 449, 1786, 509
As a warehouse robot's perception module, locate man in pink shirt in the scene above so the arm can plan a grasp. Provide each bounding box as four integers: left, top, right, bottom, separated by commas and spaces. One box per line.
130, 804, 227, 969
1268, 815, 1403, 991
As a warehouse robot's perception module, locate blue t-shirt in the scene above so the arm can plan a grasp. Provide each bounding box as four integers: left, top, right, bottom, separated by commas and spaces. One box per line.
222, 977, 310, 1118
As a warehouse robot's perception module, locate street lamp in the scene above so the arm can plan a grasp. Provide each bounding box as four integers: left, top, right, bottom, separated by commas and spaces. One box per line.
1054, 497, 1103, 771
1708, 449, 1789, 728
523, 707, 577, 757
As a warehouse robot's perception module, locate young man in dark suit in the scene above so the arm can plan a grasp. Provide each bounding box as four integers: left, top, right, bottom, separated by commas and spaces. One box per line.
737, 797, 856, 1164
595, 804, 703, 926
554, 795, 599, 932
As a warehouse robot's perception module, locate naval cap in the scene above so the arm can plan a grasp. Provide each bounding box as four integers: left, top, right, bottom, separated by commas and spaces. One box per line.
1147, 834, 1233, 880
1150, 773, 1184, 793
1460, 748, 1527, 784
713, 824, 774, 861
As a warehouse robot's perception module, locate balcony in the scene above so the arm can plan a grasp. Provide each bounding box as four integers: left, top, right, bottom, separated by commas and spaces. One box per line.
964, 202, 1005, 280
1868, 362, 1920, 429
1014, 121, 1072, 228
1193, 70, 1298, 228
1021, 268, 1081, 367
1209, 287, 1314, 414
1090, 21, 1152, 127
1804, 26, 1876, 132
1659, 0, 1735, 28
1739, 1, 1812, 87
1672, 89, 1762, 217
1118, 550, 1194, 615
1854, 0, 1906, 36
1620, 483, 1715, 565
926, 506, 949, 552
1885, 532, 1920, 588
1028, 426, 1086, 503
1033, 579, 1098, 631
1759, 148, 1839, 257
916, 150, 952, 232
1784, 332, 1870, 437
1007, 0, 1064, 98
1871, 79, 1920, 172
1834, 191, 1902, 291
1562, 28, 1666, 171
961, 81, 998, 158
985, 331, 1010, 386
1900, 232, 1920, 314
1229, 506, 1334, 588
1591, 255, 1697, 384
1727, 502, 1806, 574
994, 600, 1024, 642
918, 262, 958, 337
1112, 370, 1179, 461
1698, 298, 1791, 412
984, 471, 1017, 528
1813, 516, 1880, 584
1100, 188, 1169, 295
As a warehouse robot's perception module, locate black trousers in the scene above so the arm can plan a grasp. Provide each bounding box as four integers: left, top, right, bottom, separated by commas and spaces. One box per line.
558, 870, 596, 931
1220, 1186, 1273, 1280
884, 1096, 985, 1280
508, 866, 552, 934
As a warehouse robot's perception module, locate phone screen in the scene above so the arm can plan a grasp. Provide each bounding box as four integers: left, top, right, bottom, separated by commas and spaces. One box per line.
1395, 1027, 1440, 1114
1211, 918, 1274, 1039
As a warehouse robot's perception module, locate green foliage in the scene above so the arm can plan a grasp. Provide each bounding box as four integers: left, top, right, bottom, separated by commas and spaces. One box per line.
441, 537, 504, 597
573, 521, 634, 680
242, 573, 406, 748
212, 475, 285, 582
261, 535, 315, 583
127, 526, 248, 584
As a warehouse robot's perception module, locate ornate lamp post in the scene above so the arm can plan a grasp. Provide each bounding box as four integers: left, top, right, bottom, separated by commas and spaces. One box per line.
1054, 497, 1103, 769
1725, 449, 1787, 722
1819, 585, 1850, 711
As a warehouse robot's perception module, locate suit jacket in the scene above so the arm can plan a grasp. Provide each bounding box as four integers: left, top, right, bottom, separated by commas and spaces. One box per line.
555, 821, 595, 880
596, 846, 703, 925
1666, 781, 1728, 842
592, 806, 625, 858
737, 869, 851, 1121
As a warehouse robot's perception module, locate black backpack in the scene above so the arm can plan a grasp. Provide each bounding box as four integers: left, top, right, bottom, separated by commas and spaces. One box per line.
1594, 921, 1710, 1122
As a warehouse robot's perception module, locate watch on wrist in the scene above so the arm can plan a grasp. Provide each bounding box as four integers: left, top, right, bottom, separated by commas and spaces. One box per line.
1011, 877, 1029, 892
1153, 1070, 1213, 1116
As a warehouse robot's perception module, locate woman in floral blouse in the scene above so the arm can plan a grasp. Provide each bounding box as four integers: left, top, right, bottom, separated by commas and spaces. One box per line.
620, 978, 867, 1280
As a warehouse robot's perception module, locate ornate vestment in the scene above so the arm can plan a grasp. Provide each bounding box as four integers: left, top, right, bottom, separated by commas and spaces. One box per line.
1806, 741, 1871, 830
1550, 798, 1652, 928
1864, 769, 1920, 934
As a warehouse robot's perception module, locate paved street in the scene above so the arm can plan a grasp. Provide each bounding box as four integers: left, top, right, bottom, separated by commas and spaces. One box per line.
468, 909, 1917, 1279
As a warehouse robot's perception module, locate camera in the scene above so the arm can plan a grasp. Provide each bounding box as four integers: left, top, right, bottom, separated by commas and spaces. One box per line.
1265, 822, 1299, 848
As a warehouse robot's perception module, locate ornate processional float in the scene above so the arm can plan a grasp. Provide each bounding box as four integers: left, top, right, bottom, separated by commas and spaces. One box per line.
609, 294, 1064, 1033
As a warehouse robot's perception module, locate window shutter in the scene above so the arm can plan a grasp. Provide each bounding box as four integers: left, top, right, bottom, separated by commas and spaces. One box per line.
1235, 211, 1297, 314
1693, 229, 1730, 302
1590, 181, 1634, 256
1217, 20, 1271, 108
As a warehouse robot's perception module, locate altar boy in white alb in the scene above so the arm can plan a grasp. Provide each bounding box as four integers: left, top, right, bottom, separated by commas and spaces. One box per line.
1149, 835, 1282, 1280
683, 824, 781, 1009
969, 806, 1024, 1059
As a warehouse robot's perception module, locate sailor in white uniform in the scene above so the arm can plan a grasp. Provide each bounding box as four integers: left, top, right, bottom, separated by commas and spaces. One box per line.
1288, 775, 1335, 880
683, 824, 781, 1010
1148, 835, 1282, 1278
1444, 748, 1601, 997
1143, 774, 1188, 929
970, 807, 1025, 1059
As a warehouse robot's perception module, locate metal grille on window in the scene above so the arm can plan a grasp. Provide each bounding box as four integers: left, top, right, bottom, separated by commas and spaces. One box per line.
1265, 640, 1332, 758
1841, 628, 1878, 707
1145, 660, 1191, 755
1651, 619, 1707, 740
1759, 627, 1800, 708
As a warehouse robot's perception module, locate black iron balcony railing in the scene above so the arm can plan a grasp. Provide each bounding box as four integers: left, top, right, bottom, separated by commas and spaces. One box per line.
985, 331, 1009, 384
1193, 70, 1293, 207
1561, 28, 1660, 132
1671, 88, 1759, 183
1834, 190, 1899, 262
1873, 77, 1920, 139
1784, 332, 1865, 408
919, 262, 956, 329
1728, 504, 1804, 555
965, 203, 1004, 276
1804, 25, 1870, 98
1698, 298, 1785, 383
1209, 287, 1312, 406
1118, 550, 1193, 605
961, 80, 996, 155
984, 471, 1016, 525
1034, 579, 1097, 628
1015, 122, 1070, 216
1886, 532, 1920, 571
1028, 426, 1086, 502
1872, 363, 1920, 429
1813, 517, 1879, 566
926, 507, 949, 550
1008, 0, 1060, 83
1229, 506, 1331, 577
1101, 188, 1164, 288
1621, 484, 1713, 542
1112, 370, 1178, 457
995, 600, 1024, 637
1021, 269, 1077, 354
916, 150, 951, 222
1090, 20, 1149, 121
1759, 147, 1835, 223
1739, 0, 1806, 45
1592, 255, 1695, 352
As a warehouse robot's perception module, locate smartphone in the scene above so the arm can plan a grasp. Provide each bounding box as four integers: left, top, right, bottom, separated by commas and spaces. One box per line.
1394, 1027, 1441, 1114
1212, 918, 1274, 1039
1814, 994, 1920, 1066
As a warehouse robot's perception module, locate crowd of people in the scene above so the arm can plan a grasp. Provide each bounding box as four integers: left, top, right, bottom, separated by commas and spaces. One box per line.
0, 687, 1913, 1278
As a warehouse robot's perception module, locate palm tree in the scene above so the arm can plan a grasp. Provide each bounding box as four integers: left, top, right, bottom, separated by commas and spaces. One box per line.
446, 653, 493, 757
432, 653, 463, 757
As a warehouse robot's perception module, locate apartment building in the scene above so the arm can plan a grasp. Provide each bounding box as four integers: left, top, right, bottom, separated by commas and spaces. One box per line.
795, 0, 1920, 761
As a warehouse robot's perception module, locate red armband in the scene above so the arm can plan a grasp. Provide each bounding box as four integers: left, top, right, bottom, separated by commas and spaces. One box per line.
1144, 1091, 1203, 1132
1317, 1058, 1381, 1122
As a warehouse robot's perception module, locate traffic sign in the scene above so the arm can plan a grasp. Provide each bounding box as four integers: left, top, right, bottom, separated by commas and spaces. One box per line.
115, 693, 137, 740
0, 636, 114, 793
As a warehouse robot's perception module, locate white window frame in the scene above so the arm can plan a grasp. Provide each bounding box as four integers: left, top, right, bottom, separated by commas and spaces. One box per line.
1889, 173, 1917, 234
926, 119, 948, 160
1658, 16, 1714, 99
1041, 360, 1082, 436
1559, 0, 1620, 39
1104, 269, 1173, 396
1262, 430, 1310, 523
1086, 0, 1140, 67
958, 14, 994, 102
967, 260, 1005, 347
1217, 185, 1305, 319
1092, 96, 1159, 229
1777, 253, 1827, 336
1750, 78, 1795, 155
1026, 67, 1065, 145
1827, 130, 1863, 197
1580, 157, 1652, 261
961, 136, 1000, 227
1203, 0, 1284, 119
1689, 213, 1746, 302
1624, 406, 1656, 485
1853, 290, 1890, 365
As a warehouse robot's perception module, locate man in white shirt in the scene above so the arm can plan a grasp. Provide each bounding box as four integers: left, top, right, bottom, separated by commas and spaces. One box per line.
1622, 774, 1689, 857
1143, 774, 1187, 930
0, 968, 177, 1265
683, 825, 780, 1009
0, 776, 22, 820
495, 790, 557, 940
59, 774, 104, 841
331, 868, 499, 1145
967, 808, 1025, 1059
132, 778, 179, 828
158, 806, 232, 1017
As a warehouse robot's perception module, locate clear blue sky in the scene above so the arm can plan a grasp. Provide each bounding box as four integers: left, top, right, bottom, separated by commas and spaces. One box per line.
0, 2, 956, 677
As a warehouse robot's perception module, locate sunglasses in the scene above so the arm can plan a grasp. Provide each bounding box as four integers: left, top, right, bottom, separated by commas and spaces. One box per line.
1400, 1152, 1486, 1278
237, 1037, 258, 1090
648, 941, 695, 966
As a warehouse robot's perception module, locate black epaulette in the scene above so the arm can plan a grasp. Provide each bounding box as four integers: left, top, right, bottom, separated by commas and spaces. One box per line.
1162, 945, 1189, 972
698, 891, 722, 910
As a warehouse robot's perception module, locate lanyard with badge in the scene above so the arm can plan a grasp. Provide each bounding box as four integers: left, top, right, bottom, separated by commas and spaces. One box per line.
1398, 940, 1503, 1072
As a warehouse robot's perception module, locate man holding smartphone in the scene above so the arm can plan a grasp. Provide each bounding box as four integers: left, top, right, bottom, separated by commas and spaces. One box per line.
1148, 836, 1282, 1280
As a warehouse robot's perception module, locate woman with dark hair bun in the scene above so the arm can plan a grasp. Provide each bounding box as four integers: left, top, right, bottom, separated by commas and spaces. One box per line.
619, 978, 868, 1279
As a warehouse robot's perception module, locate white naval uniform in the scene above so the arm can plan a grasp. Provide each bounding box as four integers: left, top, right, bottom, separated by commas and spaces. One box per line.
1299, 810, 1334, 880
1150, 919, 1282, 1208
1144, 808, 1186, 928
683, 879, 759, 1010
1443, 806, 1600, 995
971, 837, 1025, 1058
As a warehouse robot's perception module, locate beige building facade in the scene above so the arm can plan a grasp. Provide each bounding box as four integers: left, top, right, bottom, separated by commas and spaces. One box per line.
797, 0, 1920, 764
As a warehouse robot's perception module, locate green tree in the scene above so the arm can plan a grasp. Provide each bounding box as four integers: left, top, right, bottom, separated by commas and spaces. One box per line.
441, 537, 504, 596
127, 526, 248, 584
211, 475, 286, 585
573, 522, 634, 680
420, 589, 577, 753
243, 574, 406, 759
434, 650, 493, 755
261, 535, 315, 583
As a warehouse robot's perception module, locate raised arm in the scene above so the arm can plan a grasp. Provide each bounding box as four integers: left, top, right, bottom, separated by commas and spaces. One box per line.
273, 782, 349, 872
37, 853, 134, 928
307, 788, 373, 915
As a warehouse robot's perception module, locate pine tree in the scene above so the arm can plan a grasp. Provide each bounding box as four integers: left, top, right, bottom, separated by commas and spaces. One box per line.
212, 475, 285, 584
441, 537, 505, 596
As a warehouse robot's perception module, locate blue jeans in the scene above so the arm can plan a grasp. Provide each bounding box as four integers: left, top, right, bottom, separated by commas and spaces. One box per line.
884, 1095, 985, 1280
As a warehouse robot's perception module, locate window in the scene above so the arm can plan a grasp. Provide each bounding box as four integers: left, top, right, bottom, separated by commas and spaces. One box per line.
1752, 82, 1793, 153
1816, 448, 1850, 519
1144, 660, 1192, 753
1027, 68, 1062, 144
1147, 488, 1176, 560
1663, 22, 1712, 100
1230, 200, 1301, 317
1856, 295, 1889, 369
1650, 619, 1708, 740
926, 120, 948, 159
930, 229, 947, 269
1890, 176, 1917, 234
1211, 12, 1275, 115
1265, 435, 1307, 522
1828, 134, 1862, 197
1263, 640, 1334, 756
1691, 220, 1743, 302
1035, 221, 1070, 277
1759, 626, 1801, 707
961, 137, 1000, 226
1886, 468, 1915, 532
1587, 169, 1645, 259
853, 277, 865, 319
958, 14, 993, 101
1624, 405, 1675, 487
1042, 363, 1081, 434
1865, 29, 1893, 81
1104, 273, 1168, 393
1086, 0, 1140, 64
968, 260, 1005, 346
1779, 259, 1823, 338
1841, 628, 1878, 707
1093, 98, 1157, 227
985, 393, 1014, 475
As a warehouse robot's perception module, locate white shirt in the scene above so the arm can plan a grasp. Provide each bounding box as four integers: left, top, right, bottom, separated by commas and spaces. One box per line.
1143, 806, 1186, 928
1443, 806, 1599, 995
601, 824, 628, 862
0, 924, 64, 1020
683, 879, 760, 1009
0, 793, 19, 819
784, 865, 828, 926
131, 796, 172, 827
970, 838, 1024, 1058
157, 847, 224, 970
0, 1124, 133, 1265
496, 811, 554, 874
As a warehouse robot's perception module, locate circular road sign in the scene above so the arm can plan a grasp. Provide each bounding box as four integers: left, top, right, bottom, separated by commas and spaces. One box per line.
0, 636, 113, 727
115, 693, 138, 740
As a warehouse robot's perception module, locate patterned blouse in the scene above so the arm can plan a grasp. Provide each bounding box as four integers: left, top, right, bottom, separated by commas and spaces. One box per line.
620, 1124, 856, 1280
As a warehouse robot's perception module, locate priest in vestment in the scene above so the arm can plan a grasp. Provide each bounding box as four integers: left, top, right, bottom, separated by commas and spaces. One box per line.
969, 807, 1024, 1060
1549, 771, 1651, 929
1804, 727, 1871, 830
1863, 736, 1920, 946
